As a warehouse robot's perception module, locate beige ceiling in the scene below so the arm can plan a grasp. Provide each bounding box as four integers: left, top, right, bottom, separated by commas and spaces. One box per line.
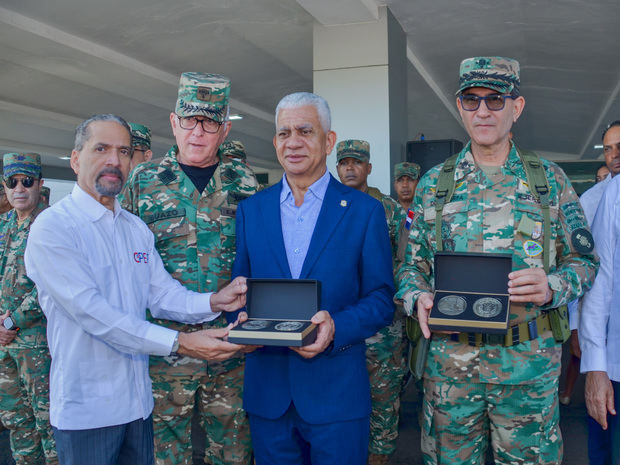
1, 0, 618, 179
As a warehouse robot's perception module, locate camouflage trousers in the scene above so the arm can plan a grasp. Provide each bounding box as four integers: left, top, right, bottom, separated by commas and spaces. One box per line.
366, 318, 408, 456
421, 376, 562, 465
0, 347, 58, 465
150, 358, 251, 465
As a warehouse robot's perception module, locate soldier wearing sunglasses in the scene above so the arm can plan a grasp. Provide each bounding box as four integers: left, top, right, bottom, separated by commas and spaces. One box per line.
396, 57, 597, 465
0, 152, 58, 464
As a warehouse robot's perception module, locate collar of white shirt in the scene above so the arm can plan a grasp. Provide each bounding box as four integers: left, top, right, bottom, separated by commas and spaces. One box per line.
71, 183, 123, 221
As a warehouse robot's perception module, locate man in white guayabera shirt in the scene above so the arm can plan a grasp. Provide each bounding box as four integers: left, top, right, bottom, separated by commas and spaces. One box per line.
24, 114, 249, 465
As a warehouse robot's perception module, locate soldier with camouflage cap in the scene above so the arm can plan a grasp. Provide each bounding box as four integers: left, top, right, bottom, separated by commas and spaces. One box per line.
129, 122, 153, 170
0, 153, 58, 464
336, 139, 407, 465
120, 73, 257, 465
393, 162, 420, 211
395, 57, 598, 465
219, 140, 247, 163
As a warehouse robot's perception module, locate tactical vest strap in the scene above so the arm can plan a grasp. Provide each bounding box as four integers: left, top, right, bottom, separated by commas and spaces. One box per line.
434, 153, 459, 251
516, 147, 551, 273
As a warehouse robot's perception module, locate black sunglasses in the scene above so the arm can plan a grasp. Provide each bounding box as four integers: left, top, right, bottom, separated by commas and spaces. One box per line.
4, 176, 37, 189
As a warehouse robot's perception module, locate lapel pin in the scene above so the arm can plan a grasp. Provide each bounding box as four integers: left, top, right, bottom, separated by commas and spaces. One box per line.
340, 200, 347, 207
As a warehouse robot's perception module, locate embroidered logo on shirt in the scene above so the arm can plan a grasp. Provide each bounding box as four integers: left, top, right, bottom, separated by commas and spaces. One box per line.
134, 252, 149, 263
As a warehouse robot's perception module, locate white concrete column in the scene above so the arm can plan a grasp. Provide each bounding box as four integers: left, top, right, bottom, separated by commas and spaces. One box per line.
313, 6, 407, 195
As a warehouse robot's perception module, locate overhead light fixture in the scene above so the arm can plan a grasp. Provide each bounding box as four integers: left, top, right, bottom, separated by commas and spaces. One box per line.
59, 156, 71, 160
594, 144, 603, 149
229, 114, 243, 120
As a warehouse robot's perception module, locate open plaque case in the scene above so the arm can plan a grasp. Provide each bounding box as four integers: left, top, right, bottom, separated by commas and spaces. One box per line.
228, 279, 320, 346
430, 252, 512, 334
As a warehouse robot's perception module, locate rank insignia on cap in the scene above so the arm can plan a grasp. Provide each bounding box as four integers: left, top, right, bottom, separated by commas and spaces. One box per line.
523, 240, 543, 257
340, 200, 347, 207
197, 87, 212, 102
405, 209, 415, 230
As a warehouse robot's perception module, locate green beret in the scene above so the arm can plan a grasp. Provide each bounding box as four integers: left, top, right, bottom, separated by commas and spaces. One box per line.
457, 56, 520, 95
3, 153, 42, 179
394, 162, 420, 181
336, 140, 370, 163
175, 72, 230, 122
219, 140, 246, 161
128, 122, 151, 149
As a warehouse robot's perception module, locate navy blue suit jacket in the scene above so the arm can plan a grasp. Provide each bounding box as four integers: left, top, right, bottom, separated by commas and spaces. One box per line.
231, 175, 395, 424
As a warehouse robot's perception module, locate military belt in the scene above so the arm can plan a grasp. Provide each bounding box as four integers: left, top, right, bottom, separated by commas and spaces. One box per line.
450, 312, 552, 347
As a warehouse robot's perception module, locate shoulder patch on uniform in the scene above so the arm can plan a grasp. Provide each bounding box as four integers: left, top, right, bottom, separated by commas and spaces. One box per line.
144, 208, 186, 224
157, 169, 177, 185
571, 228, 594, 254
561, 201, 587, 232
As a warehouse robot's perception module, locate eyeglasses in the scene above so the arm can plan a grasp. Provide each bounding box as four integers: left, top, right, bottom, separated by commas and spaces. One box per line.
4, 176, 37, 189
459, 94, 515, 111
177, 115, 222, 133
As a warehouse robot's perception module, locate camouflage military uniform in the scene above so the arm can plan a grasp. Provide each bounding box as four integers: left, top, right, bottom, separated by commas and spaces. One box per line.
0, 202, 57, 465
120, 145, 258, 465
396, 141, 598, 464
365, 186, 408, 457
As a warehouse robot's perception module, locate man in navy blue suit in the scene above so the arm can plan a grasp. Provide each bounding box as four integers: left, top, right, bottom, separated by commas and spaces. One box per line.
232, 92, 395, 464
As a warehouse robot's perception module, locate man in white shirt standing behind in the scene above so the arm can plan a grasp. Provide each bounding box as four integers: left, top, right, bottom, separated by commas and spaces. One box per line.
24, 114, 249, 465
580, 121, 620, 465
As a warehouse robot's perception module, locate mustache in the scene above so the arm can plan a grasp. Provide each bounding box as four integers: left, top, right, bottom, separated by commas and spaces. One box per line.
96, 167, 124, 182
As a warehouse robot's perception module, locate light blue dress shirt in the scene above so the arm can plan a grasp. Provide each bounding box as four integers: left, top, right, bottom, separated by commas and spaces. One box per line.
580, 174, 620, 381
567, 173, 612, 329
280, 170, 331, 279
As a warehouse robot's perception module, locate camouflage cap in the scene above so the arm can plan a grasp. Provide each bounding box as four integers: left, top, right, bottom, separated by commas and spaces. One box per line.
336, 140, 370, 163
394, 162, 420, 181
175, 72, 230, 122
457, 56, 520, 95
129, 122, 151, 149
3, 153, 42, 178
219, 140, 246, 161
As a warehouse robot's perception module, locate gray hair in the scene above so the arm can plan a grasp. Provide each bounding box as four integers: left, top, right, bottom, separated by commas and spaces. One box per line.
274, 92, 331, 132
74, 114, 132, 151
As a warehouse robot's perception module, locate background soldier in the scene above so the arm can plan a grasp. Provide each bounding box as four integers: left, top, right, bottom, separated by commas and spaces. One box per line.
129, 122, 153, 170
121, 73, 258, 465
0, 153, 57, 464
219, 140, 249, 166
0, 185, 11, 214
393, 162, 420, 212
336, 139, 407, 465
396, 57, 598, 465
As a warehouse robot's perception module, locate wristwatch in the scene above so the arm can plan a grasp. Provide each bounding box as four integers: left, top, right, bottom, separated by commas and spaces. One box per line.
171, 332, 180, 355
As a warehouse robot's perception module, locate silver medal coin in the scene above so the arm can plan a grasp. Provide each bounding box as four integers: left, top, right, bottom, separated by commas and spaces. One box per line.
437, 295, 467, 316
473, 297, 502, 318
274, 321, 303, 332
241, 320, 269, 330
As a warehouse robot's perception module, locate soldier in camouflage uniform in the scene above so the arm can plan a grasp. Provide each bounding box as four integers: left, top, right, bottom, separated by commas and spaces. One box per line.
335, 139, 407, 465
219, 140, 248, 165
0, 153, 57, 465
393, 162, 420, 212
0, 184, 11, 214
395, 57, 598, 465
120, 73, 258, 465
129, 122, 154, 170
